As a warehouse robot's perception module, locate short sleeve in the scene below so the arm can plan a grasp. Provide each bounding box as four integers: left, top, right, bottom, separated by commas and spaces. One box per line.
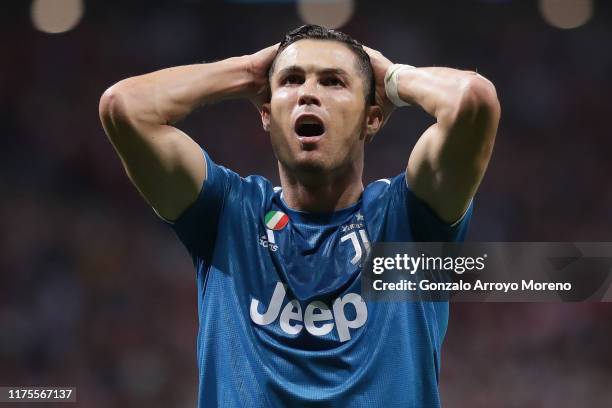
162, 148, 235, 263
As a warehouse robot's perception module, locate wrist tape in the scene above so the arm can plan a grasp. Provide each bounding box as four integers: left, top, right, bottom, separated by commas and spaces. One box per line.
384, 64, 415, 107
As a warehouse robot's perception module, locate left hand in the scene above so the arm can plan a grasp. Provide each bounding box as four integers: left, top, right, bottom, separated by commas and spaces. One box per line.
364, 46, 396, 124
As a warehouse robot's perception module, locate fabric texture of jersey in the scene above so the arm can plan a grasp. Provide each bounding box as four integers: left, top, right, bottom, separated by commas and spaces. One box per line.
165, 149, 472, 408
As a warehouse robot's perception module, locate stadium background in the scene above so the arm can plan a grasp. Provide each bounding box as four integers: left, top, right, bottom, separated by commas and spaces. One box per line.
1, 0, 611, 406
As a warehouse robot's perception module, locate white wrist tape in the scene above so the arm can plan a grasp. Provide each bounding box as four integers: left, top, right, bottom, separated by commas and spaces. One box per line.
384, 64, 415, 107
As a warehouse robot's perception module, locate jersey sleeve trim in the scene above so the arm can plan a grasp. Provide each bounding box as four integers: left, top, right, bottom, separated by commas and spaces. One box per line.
449, 198, 473, 228
153, 205, 176, 225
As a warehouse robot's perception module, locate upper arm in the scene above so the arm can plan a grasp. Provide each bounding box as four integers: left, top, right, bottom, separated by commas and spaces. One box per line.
406, 74, 500, 223
99, 84, 206, 221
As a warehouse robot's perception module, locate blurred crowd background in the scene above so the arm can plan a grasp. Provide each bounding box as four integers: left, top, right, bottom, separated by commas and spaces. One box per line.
1, 0, 611, 406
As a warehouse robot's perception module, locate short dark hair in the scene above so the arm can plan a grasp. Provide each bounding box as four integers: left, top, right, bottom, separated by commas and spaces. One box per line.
270, 25, 375, 105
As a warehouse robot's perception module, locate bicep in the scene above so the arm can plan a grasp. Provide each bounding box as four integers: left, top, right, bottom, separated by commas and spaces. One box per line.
100, 90, 206, 221
407, 86, 499, 223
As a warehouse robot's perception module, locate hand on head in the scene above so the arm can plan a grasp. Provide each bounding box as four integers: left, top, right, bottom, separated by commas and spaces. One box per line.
363, 46, 396, 126
247, 43, 280, 111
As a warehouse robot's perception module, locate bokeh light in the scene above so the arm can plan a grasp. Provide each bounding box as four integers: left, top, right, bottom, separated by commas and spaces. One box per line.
296, 0, 355, 29
539, 0, 593, 29
31, 0, 84, 34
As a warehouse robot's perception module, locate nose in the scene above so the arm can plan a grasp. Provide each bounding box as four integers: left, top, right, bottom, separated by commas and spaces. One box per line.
298, 79, 321, 107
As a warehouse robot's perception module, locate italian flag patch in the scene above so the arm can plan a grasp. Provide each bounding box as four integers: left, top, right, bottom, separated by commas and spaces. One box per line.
265, 210, 289, 230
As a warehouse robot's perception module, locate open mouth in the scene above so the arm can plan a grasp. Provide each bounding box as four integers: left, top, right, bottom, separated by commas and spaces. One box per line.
295, 115, 325, 137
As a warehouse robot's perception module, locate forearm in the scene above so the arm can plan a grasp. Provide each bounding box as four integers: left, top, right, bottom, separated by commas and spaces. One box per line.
396, 67, 499, 126
102, 56, 257, 126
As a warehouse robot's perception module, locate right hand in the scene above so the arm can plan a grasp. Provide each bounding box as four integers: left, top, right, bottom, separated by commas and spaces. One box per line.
246, 43, 279, 110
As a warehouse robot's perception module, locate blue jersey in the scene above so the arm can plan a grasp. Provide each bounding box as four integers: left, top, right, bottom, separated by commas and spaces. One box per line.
166, 149, 472, 407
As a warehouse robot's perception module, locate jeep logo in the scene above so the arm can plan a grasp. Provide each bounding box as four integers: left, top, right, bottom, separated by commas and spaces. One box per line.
250, 282, 367, 342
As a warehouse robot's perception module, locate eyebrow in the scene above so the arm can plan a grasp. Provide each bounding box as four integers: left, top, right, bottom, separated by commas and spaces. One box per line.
277, 65, 351, 79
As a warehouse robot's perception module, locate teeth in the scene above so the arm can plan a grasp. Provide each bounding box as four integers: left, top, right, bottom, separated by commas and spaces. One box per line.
297, 116, 322, 126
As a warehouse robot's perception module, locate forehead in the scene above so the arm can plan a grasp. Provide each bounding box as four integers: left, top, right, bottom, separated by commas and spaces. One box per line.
272, 39, 360, 77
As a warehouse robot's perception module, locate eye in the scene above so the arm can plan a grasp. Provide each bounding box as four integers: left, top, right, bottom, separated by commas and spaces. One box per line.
282, 74, 303, 85
321, 76, 344, 87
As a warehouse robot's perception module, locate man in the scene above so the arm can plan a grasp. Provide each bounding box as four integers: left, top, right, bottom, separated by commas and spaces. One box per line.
99, 25, 499, 407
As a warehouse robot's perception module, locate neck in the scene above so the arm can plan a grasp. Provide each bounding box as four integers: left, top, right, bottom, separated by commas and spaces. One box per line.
278, 161, 364, 213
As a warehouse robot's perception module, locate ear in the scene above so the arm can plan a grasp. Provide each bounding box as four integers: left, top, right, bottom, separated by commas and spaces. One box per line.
260, 103, 271, 132
365, 104, 383, 143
